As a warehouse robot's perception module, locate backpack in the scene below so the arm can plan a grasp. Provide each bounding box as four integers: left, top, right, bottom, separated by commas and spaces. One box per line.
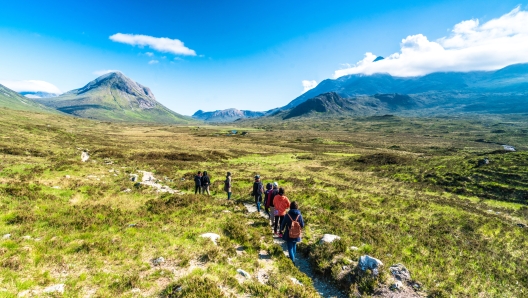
288, 214, 302, 238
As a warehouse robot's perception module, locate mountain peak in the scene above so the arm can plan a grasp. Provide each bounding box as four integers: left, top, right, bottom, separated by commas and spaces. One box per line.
74, 72, 156, 103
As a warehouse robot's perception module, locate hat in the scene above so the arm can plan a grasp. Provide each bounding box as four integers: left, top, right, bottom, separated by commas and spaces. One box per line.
254, 175, 260, 179
273, 182, 278, 187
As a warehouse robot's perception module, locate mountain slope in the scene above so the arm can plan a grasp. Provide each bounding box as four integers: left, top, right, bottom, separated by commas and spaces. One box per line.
192, 108, 265, 122
35, 72, 192, 124
284, 63, 528, 110
0, 84, 59, 113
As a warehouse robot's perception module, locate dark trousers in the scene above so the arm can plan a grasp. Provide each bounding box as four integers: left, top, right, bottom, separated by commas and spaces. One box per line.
254, 194, 262, 212
195, 185, 202, 194
274, 215, 284, 234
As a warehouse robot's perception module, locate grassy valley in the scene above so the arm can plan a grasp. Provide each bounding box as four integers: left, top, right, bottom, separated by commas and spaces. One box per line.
0, 108, 527, 297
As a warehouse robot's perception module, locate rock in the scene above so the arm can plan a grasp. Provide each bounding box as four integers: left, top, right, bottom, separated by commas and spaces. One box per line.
390, 263, 411, 281
502, 145, 516, 152
81, 151, 90, 162
151, 257, 165, 266
131, 288, 141, 293
130, 174, 138, 182
350, 246, 359, 251
477, 158, 490, 167
290, 277, 303, 286
222, 210, 231, 213
43, 284, 65, 294
390, 280, 403, 291
201, 233, 220, 245
52, 186, 61, 189
320, 234, 341, 244
358, 255, 383, 275
21, 235, 32, 240
123, 188, 132, 193
237, 269, 251, 279
65, 175, 71, 179
517, 223, 527, 228
2, 234, 11, 239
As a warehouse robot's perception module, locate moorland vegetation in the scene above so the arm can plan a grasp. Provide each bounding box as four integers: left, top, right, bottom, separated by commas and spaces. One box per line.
0, 108, 527, 297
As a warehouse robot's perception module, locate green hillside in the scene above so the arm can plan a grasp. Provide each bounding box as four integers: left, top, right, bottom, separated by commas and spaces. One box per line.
35, 72, 194, 124
0, 84, 59, 114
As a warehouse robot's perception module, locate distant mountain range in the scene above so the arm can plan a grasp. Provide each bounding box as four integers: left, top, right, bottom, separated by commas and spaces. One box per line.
0, 84, 58, 114
192, 108, 265, 122
33, 72, 192, 124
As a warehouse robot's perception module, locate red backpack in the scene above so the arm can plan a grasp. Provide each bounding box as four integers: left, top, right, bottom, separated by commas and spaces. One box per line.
288, 214, 302, 238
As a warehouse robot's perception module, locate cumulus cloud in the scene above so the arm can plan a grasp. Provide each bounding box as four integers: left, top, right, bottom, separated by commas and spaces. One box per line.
110, 33, 196, 56
148, 60, 159, 65
0, 80, 61, 94
334, 7, 528, 78
302, 80, 317, 92
145, 52, 154, 57
93, 69, 120, 76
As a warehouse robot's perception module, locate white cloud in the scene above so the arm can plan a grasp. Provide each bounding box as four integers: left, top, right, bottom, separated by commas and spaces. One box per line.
109, 33, 197, 56
148, 60, 159, 65
302, 80, 317, 92
334, 7, 528, 78
0, 80, 61, 94
93, 69, 120, 76
145, 52, 154, 57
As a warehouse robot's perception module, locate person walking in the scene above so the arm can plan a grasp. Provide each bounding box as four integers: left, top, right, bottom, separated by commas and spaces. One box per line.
263, 183, 272, 218
201, 171, 211, 195
273, 187, 290, 237
224, 172, 232, 200
280, 201, 304, 264
194, 171, 202, 194
252, 175, 264, 212
265, 182, 279, 225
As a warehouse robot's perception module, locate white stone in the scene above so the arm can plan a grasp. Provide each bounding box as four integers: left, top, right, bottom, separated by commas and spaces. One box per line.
21, 235, 32, 240
151, 257, 165, 266
65, 175, 71, 179
52, 186, 61, 189
2, 234, 11, 239
358, 255, 384, 274
237, 269, 251, 279
502, 145, 516, 152
81, 151, 90, 162
290, 277, 303, 286
43, 284, 65, 294
320, 234, 341, 244
350, 246, 359, 251
201, 233, 221, 245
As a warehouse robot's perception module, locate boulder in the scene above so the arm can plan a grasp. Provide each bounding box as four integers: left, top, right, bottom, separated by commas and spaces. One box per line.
358, 255, 383, 275
320, 234, 341, 244
151, 257, 165, 266
237, 269, 251, 279
81, 151, 90, 162
290, 277, 303, 286
2, 234, 11, 239
389, 263, 411, 281
201, 233, 221, 245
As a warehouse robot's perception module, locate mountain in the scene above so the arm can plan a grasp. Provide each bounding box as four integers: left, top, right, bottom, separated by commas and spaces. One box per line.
0, 84, 59, 113
283, 63, 528, 110
35, 72, 192, 124
20, 91, 60, 99
282, 92, 420, 119
192, 108, 266, 122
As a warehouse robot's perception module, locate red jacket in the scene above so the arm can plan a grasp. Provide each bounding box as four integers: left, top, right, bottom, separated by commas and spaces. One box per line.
273, 195, 290, 216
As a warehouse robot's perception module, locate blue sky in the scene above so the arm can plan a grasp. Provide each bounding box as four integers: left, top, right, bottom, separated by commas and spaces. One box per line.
0, 0, 526, 115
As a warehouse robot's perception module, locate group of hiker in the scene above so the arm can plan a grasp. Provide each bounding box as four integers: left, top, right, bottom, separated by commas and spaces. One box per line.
252, 175, 304, 264
193, 171, 211, 195
192, 171, 303, 264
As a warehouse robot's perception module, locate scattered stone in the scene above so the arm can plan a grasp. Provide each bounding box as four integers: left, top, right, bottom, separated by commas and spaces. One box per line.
477, 158, 490, 167
320, 234, 341, 244
390, 263, 411, 281
131, 288, 141, 294
237, 269, 251, 279
128, 224, 137, 227
517, 223, 527, 228
358, 255, 383, 275
201, 233, 220, 245
290, 277, 303, 286
390, 280, 403, 291
151, 257, 165, 266
502, 145, 516, 152
21, 235, 32, 240
123, 188, 132, 193
81, 151, 90, 162
52, 186, 61, 189
350, 246, 359, 251
181, 178, 185, 181
43, 284, 65, 294
65, 175, 71, 179
2, 234, 11, 239
222, 210, 231, 213
130, 174, 139, 182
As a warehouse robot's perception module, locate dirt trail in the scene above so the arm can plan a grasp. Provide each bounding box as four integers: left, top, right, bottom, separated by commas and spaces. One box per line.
244, 203, 346, 298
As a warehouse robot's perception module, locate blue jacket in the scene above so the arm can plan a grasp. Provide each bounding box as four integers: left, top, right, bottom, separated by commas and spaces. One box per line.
281, 209, 305, 242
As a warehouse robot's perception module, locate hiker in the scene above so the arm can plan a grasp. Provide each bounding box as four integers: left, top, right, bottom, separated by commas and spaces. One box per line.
224, 172, 232, 200
194, 171, 202, 194
265, 182, 279, 224
263, 182, 272, 218
201, 171, 211, 195
273, 187, 290, 236
280, 201, 304, 264
252, 175, 264, 212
